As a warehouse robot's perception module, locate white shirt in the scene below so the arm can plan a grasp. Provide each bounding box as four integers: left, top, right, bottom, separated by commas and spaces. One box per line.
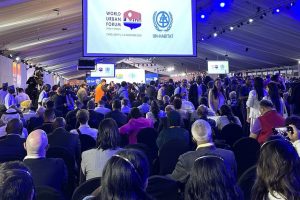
157, 87, 165, 101
181, 99, 195, 113
70, 124, 98, 140
94, 106, 111, 115
38, 90, 48, 103
0, 89, 8, 105
4, 93, 16, 109
146, 110, 165, 123
121, 106, 131, 114
15, 92, 30, 105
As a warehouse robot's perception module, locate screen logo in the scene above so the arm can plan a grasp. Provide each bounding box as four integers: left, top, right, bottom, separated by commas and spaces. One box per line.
123, 10, 142, 30
153, 11, 173, 32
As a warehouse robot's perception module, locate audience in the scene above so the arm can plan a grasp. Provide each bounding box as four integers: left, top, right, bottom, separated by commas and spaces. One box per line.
70, 109, 98, 140
23, 129, 68, 193
0, 161, 35, 200
171, 119, 236, 184
250, 100, 285, 144
105, 99, 127, 127
119, 107, 153, 144
208, 78, 226, 113
94, 99, 111, 115
85, 149, 151, 200
185, 156, 242, 200
81, 118, 122, 181
216, 104, 242, 131
87, 100, 104, 129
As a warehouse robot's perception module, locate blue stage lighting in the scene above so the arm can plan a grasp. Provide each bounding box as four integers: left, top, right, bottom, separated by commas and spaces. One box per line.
220, 2, 226, 8
276, 8, 280, 13
200, 14, 206, 19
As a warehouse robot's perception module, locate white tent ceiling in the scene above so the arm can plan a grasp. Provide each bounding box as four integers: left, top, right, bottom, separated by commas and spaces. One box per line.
0, 0, 299, 79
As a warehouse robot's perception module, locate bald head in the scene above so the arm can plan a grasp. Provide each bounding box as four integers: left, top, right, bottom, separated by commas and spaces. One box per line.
25, 129, 48, 157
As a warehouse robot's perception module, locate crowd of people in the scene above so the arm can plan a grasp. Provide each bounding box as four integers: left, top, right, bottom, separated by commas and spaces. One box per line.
1, 73, 300, 200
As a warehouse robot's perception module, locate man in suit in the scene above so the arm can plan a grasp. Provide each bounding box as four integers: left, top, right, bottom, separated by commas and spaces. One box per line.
87, 100, 104, 129
48, 117, 81, 167
23, 129, 68, 193
188, 76, 207, 109
65, 100, 83, 131
0, 119, 26, 161
36, 109, 55, 134
170, 119, 237, 184
105, 99, 127, 128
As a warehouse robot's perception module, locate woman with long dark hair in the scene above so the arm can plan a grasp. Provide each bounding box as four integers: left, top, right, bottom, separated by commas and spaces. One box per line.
264, 81, 287, 116
216, 104, 242, 131
81, 118, 122, 181
185, 155, 242, 200
208, 78, 226, 113
86, 149, 152, 200
251, 138, 300, 200
246, 77, 267, 130
146, 100, 165, 126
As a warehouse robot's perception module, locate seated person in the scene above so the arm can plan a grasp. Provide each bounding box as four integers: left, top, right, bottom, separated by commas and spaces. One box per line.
215, 105, 242, 131
119, 108, 153, 144
23, 129, 68, 193
87, 100, 104, 129
70, 109, 98, 140
121, 98, 131, 115
156, 110, 190, 151
250, 100, 285, 144
105, 100, 127, 128
0, 119, 26, 160
81, 118, 122, 181
138, 96, 151, 115
0, 161, 35, 200
170, 119, 237, 184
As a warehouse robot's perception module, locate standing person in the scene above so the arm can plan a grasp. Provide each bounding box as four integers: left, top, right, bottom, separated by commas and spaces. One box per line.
166, 79, 175, 97
189, 76, 206, 109
239, 77, 253, 134
146, 81, 157, 100
95, 79, 107, 104
208, 78, 226, 113
105, 100, 128, 128
246, 77, 267, 130
15, 88, 30, 106
77, 83, 89, 105
174, 79, 188, 100
0, 83, 8, 105
264, 81, 287, 117
4, 86, 16, 109
38, 84, 51, 106
157, 84, 166, 101
117, 81, 129, 100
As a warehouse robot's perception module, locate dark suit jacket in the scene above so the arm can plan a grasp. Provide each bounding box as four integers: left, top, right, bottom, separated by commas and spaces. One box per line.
24, 158, 68, 192
105, 110, 127, 128
170, 145, 237, 184
48, 127, 81, 164
36, 122, 54, 134
88, 110, 104, 129
0, 134, 26, 160
188, 83, 206, 108
65, 109, 80, 131
27, 117, 44, 133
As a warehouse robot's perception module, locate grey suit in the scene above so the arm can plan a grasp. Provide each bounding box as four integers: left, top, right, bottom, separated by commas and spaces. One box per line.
171, 146, 237, 184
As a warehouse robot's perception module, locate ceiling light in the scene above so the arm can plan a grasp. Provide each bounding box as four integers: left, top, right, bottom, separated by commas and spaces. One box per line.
220, 2, 226, 8
229, 26, 234, 31
201, 37, 205, 41
248, 18, 254, 23
200, 14, 206, 19
167, 67, 175, 72
276, 8, 280, 13
213, 32, 218, 37
15, 56, 20, 61
298, 60, 300, 64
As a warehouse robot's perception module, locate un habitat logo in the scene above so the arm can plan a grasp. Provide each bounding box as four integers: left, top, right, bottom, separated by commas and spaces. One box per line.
153, 11, 173, 32
123, 10, 142, 30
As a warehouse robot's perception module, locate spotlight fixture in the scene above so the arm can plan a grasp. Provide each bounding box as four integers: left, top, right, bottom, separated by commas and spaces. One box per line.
298, 60, 300, 64
229, 26, 234, 31
220, 2, 226, 8
15, 56, 20, 61
276, 8, 280, 13
167, 67, 175, 72
213, 32, 218, 37
248, 18, 254, 23
200, 14, 206, 19
201, 37, 205, 41
9, 54, 13, 58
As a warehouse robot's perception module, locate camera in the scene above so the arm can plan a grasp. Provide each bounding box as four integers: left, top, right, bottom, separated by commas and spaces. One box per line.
273, 126, 293, 137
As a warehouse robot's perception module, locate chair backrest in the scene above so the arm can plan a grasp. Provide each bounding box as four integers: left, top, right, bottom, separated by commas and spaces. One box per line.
35, 186, 65, 200
79, 134, 96, 153
72, 177, 101, 200
137, 128, 159, 160
146, 175, 180, 200
233, 137, 260, 177
238, 165, 257, 200
158, 139, 190, 175
46, 147, 76, 174
220, 123, 243, 146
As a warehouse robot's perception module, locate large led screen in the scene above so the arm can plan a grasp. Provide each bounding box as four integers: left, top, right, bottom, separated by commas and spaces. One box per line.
207, 61, 229, 74
83, 0, 196, 56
